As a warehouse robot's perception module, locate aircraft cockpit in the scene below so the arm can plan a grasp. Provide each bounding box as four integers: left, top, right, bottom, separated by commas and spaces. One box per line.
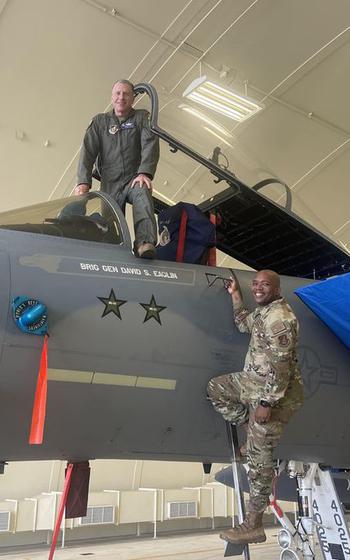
0, 192, 125, 246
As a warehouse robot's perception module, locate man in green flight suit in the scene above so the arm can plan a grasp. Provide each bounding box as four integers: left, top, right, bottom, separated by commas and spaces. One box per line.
207, 269, 304, 545
75, 79, 159, 259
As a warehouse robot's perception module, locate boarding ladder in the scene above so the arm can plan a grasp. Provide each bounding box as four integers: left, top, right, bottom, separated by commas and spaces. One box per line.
225, 423, 250, 559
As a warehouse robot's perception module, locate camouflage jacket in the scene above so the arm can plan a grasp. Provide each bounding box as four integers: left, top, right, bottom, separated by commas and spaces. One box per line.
233, 298, 302, 406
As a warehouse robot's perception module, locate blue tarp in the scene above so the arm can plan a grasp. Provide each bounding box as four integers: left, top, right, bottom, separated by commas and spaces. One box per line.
295, 273, 350, 349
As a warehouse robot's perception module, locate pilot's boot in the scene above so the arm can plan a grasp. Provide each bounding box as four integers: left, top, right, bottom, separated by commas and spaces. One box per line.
137, 243, 156, 259
220, 512, 266, 544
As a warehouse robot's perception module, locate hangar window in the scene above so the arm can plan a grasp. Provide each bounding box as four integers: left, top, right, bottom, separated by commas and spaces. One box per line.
0, 194, 123, 245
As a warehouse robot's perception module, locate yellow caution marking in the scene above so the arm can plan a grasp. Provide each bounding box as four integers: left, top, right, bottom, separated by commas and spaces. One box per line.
48, 369, 176, 390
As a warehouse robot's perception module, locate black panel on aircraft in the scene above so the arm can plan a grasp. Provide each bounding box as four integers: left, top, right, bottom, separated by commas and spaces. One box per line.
198, 186, 350, 279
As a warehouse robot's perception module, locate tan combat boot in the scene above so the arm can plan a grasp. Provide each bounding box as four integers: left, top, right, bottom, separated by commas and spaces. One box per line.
220, 512, 266, 544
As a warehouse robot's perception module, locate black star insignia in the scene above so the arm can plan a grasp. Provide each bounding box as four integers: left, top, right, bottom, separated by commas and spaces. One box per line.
98, 289, 127, 320
140, 295, 166, 325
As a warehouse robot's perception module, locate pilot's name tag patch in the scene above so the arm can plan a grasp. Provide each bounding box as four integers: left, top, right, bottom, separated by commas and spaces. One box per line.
121, 121, 135, 129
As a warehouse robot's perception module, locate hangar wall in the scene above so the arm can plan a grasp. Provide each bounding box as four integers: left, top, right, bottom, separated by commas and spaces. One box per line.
0, 459, 233, 547
0, 459, 294, 548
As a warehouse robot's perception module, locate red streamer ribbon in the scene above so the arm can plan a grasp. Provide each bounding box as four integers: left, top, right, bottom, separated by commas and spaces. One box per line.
49, 463, 74, 560
29, 334, 48, 445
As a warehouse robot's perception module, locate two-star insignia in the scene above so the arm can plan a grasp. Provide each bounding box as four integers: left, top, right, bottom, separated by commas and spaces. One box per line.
97, 290, 166, 324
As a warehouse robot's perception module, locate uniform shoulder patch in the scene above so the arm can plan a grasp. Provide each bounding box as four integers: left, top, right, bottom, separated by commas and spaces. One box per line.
277, 334, 290, 347
270, 320, 287, 335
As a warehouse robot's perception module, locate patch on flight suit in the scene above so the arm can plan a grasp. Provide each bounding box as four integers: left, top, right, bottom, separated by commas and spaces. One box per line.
277, 334, 290, 347
254, 317, 264, 330
121, 121, 135, 129
159, 226, 170, 246
108, 125, 119, 134
270, 320, 288, 335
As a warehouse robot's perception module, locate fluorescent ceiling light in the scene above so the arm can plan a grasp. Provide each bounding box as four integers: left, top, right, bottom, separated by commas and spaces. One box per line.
183, 76, 263, 122
179, 104, 232, 137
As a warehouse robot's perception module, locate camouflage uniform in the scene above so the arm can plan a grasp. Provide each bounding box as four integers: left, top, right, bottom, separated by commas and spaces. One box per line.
207, 297, 304, 513
77, 109, 159, 250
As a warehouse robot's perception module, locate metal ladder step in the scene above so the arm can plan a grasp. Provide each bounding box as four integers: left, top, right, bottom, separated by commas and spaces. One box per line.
224, 423, 250, 559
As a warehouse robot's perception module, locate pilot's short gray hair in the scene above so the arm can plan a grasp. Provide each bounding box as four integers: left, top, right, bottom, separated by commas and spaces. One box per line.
112, 79, 135, 93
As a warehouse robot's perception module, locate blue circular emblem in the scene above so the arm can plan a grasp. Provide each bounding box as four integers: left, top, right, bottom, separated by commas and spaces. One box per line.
12, 296, 48, 335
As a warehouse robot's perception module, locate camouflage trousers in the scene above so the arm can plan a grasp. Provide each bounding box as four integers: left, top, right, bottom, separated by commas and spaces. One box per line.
207, 372, 300, 513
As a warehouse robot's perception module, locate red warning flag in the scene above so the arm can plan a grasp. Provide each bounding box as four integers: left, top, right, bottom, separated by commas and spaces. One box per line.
49, 463, 74, 560
29, 334, 48, 445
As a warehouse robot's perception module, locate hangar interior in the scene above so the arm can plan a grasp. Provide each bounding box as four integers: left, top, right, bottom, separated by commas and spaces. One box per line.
0, 459, 298, 548
0, 460, 232, 546
0, 0, 349, 553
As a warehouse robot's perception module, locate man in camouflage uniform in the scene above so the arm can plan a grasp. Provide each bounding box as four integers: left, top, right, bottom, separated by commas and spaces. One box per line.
75, 79, 159, 259
207, 269, 304, 545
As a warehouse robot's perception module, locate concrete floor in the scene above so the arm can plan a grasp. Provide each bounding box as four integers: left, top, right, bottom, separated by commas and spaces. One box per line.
0, 528, 323, 560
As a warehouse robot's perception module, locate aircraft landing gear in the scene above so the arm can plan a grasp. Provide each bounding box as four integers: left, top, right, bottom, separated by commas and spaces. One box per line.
271, 461, 350, 560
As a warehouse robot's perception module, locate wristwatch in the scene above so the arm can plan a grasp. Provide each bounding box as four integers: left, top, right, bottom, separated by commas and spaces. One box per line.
260, 400, 271, 408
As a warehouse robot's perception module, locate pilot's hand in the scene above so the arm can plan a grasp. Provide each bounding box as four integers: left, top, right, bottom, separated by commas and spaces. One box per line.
131, 174, 152, 191
74, 184, 90, 196
254, 404, 271, 424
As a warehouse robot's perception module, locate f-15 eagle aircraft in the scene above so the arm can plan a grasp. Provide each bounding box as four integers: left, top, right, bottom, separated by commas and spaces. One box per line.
0, 187, 347, 468
0, 83, 349, 560
0, 83, 348, 467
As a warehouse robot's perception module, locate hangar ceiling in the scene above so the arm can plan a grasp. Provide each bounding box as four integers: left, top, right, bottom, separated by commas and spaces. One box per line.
1, 0, 350, 264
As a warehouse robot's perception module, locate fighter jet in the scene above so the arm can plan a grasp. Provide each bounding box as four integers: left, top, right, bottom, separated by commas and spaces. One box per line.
0, 83, 349, 559
0, 82, 348, 467
0, 183, 348, 468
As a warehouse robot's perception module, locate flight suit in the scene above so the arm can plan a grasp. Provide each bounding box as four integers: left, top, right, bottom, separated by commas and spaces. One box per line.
77, 108, 159, 250
207, 298, 304, 513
